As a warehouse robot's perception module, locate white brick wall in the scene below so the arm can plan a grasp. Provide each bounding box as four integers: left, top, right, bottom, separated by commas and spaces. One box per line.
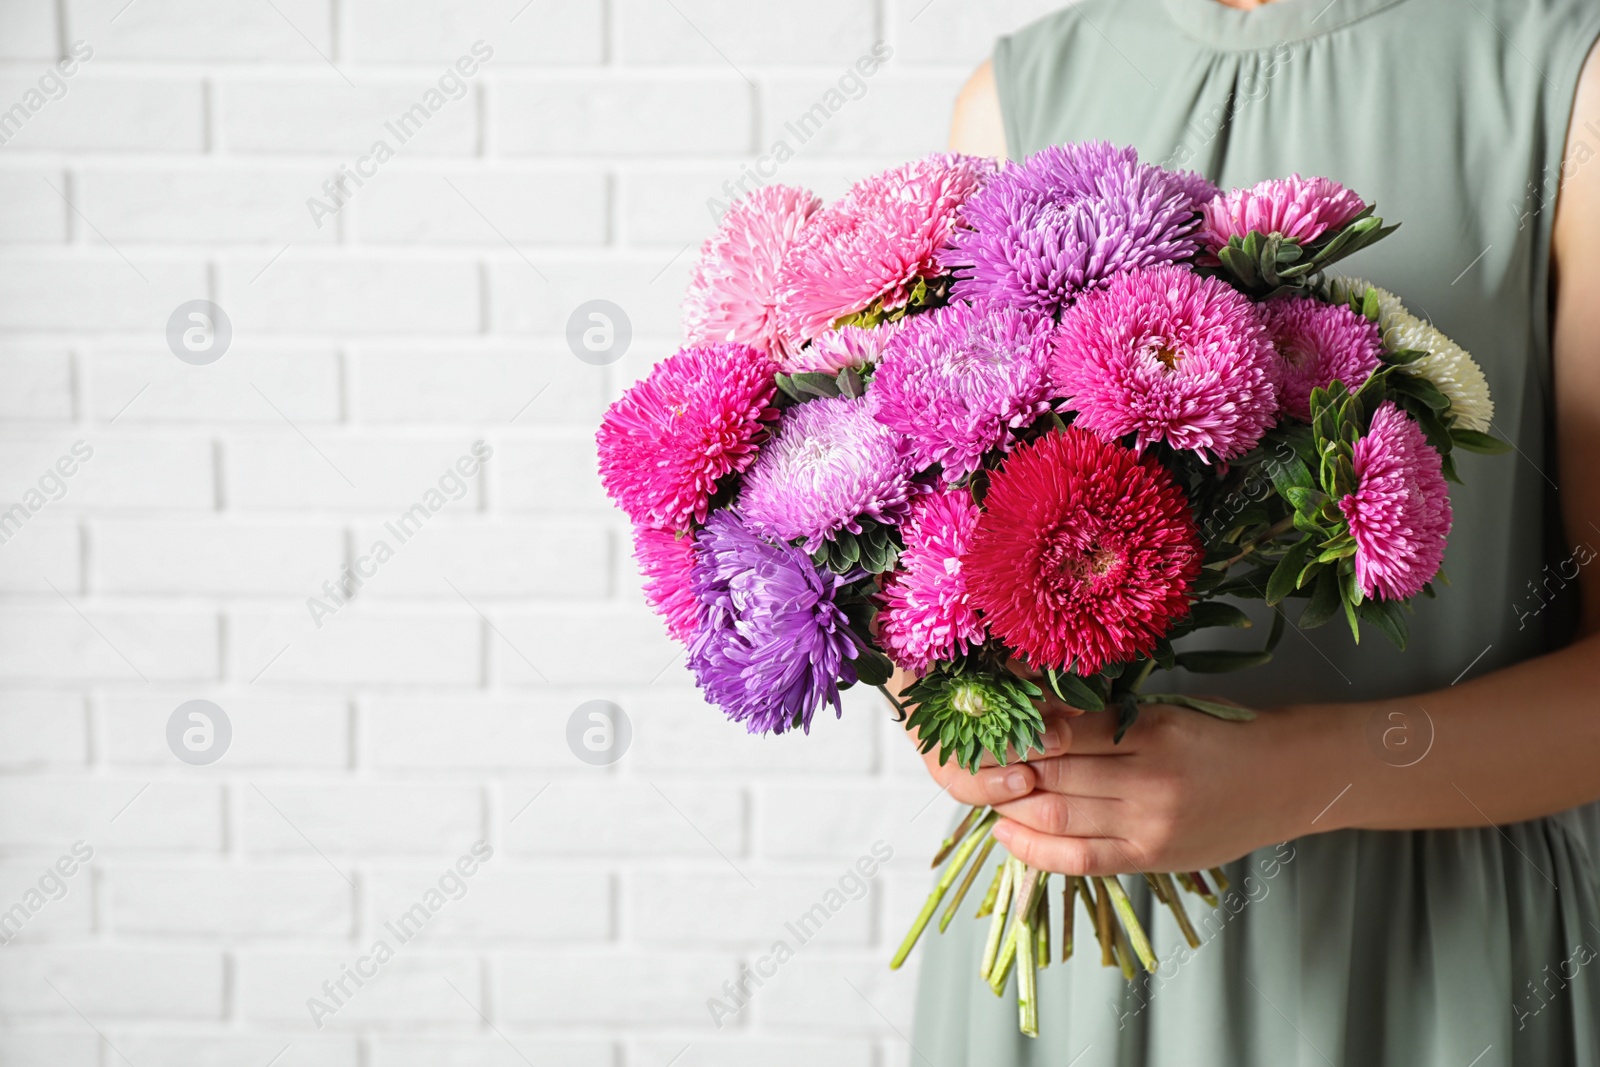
0, 1, 1063, 1062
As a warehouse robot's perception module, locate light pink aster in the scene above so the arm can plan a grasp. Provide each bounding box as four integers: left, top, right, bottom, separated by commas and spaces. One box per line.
596, 342, 778, 531
1051, 265, 1278, 463
632, 523, 699, 642
1200, 175, 1367, 252
877, 487, 985, 673
774, 152, 997, 344
737, 393, 917, 552
872, 301, 1057, 481
783, 320, 902, 374
1339, 401, 1452, 601
1261, 295, 1383, 421
683, 184, 822, 361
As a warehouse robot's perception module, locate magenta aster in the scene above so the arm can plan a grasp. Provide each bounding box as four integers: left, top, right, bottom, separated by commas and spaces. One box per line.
596, 342, 778, 530
1200, 174, 1367, 252
872, 302, 1057, 481
774, 152, 997, 343
738, 394, 917, 552
632, 524, 699, 642
942, 141, 1216, 316
1339, 401, 1452, 601
683, 184, 821, 361
1051, 265, 1278, 462
877, 487, 985, 673
1260, 294, 1383, 421
783, 321, 901, 374
965, 428, 1200, 675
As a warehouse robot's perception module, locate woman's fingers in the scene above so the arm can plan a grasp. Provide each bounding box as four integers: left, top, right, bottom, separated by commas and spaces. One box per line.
990, 818, 1145, 876
1026, 753, 1130, 797
935, 761, 1038, 807
992, 791, 1126, 839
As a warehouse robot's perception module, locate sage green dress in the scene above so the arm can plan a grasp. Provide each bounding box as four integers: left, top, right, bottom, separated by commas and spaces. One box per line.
911, 1, 1600, 1063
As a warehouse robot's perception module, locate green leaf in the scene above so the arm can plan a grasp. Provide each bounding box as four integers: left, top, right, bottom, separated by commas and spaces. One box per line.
1140, 693, 1257, 721
1046, 668, 1106, 712
1175, 649, 1274, 673
1266, 539, 1311, 605
1388, 373, 1452, 412
853, 645, 894, 687
1269, 453, 1315, 496
1187, 600, 1253, 629
1450, 427, 1513, 454
837, 366, 865, 399
1298, 567, 1341, 628
1341, 567, 1363, 643
1358, 598, 1409, 650
1264, 608, 1287, 652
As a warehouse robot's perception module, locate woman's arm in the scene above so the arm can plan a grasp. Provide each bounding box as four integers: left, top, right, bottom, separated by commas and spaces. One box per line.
917, 50, 1600, 876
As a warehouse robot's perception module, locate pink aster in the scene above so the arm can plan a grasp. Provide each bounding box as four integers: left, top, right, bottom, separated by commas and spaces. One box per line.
596, 343, 778, 531
738, 394, 917, 552
1339, 401, 1452, 601
683, 184, 822, 361
1200, 175, 1367, 252
1261, 295, 1383, 421
783, 320, 902, 374
1051, 265, 1278, 463
774, 152, 997, 343
877, 487, 985, 673
632, 523, 699, 642
873, 302, 1057, 481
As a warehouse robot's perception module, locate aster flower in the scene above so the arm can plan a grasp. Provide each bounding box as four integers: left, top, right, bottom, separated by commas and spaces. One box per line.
1051, 265, 1278, 462
942, 141, 1215, 316
774, 152, 997, 343
1339, 401, 1452, 601
877, 487, 985, 673
596, 342, 777, 530
686, 511, 857, 734
1325, 277, 1495, 433
683, 184, 821, 361
739, 394, 917, 552
782, 320, 901, 374
965, 428, 1201, 675
902, 659, 1046, 773
872, 302, 1057, 482
1261, 294, 1383, 421
1199, 174, 1367, 252
632, 524, 700, 642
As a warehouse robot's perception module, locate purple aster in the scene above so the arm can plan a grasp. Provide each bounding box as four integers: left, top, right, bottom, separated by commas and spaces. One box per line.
738, 394, 917, 551
872, 301, 1057, 481
941, 141, 1216, 316
687, 511, 858, 734
783, 320, 902, 374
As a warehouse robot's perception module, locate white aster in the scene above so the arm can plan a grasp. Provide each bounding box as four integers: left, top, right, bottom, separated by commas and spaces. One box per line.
1324, 276, 1494, 433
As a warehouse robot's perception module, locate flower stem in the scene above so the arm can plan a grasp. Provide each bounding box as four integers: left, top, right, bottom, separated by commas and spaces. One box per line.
1209, 866, 1231, 893
988, 865, 1042, 996
940, 836, 997, 932
979, 857, 1015, 981
891, 811, 998, 969
1016, 911, 1039, 1037
1101, 875, 1159, 973
1061, 876, 1076, 962
1156, 872, 1202, 949
1215, 514, 1297, 569
975, 857, 1005, 919
930, 805, 985, 869
1093, 875, 1114, 968
1035, 879, 1051, 969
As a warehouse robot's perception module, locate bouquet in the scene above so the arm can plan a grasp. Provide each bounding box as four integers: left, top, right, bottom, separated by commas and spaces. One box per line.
596, 143, 1505, 1036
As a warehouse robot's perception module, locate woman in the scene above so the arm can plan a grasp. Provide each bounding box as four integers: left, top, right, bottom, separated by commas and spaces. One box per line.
908, 0, 1600, 1063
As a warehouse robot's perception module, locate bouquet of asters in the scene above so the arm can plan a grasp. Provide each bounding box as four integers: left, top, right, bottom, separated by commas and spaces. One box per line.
595, 142, 1505, 1036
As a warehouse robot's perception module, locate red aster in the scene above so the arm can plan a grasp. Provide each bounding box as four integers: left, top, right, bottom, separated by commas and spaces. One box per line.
965, 428, 1201, 675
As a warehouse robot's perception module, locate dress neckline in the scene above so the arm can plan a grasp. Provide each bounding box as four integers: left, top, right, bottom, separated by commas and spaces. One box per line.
1160, 0, 1413, 49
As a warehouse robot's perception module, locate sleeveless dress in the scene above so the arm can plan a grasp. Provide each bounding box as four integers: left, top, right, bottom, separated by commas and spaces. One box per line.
910, 1, 1600, 1064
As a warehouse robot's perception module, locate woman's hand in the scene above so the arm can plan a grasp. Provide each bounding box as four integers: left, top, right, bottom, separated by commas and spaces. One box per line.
987, 701, 1348, 876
